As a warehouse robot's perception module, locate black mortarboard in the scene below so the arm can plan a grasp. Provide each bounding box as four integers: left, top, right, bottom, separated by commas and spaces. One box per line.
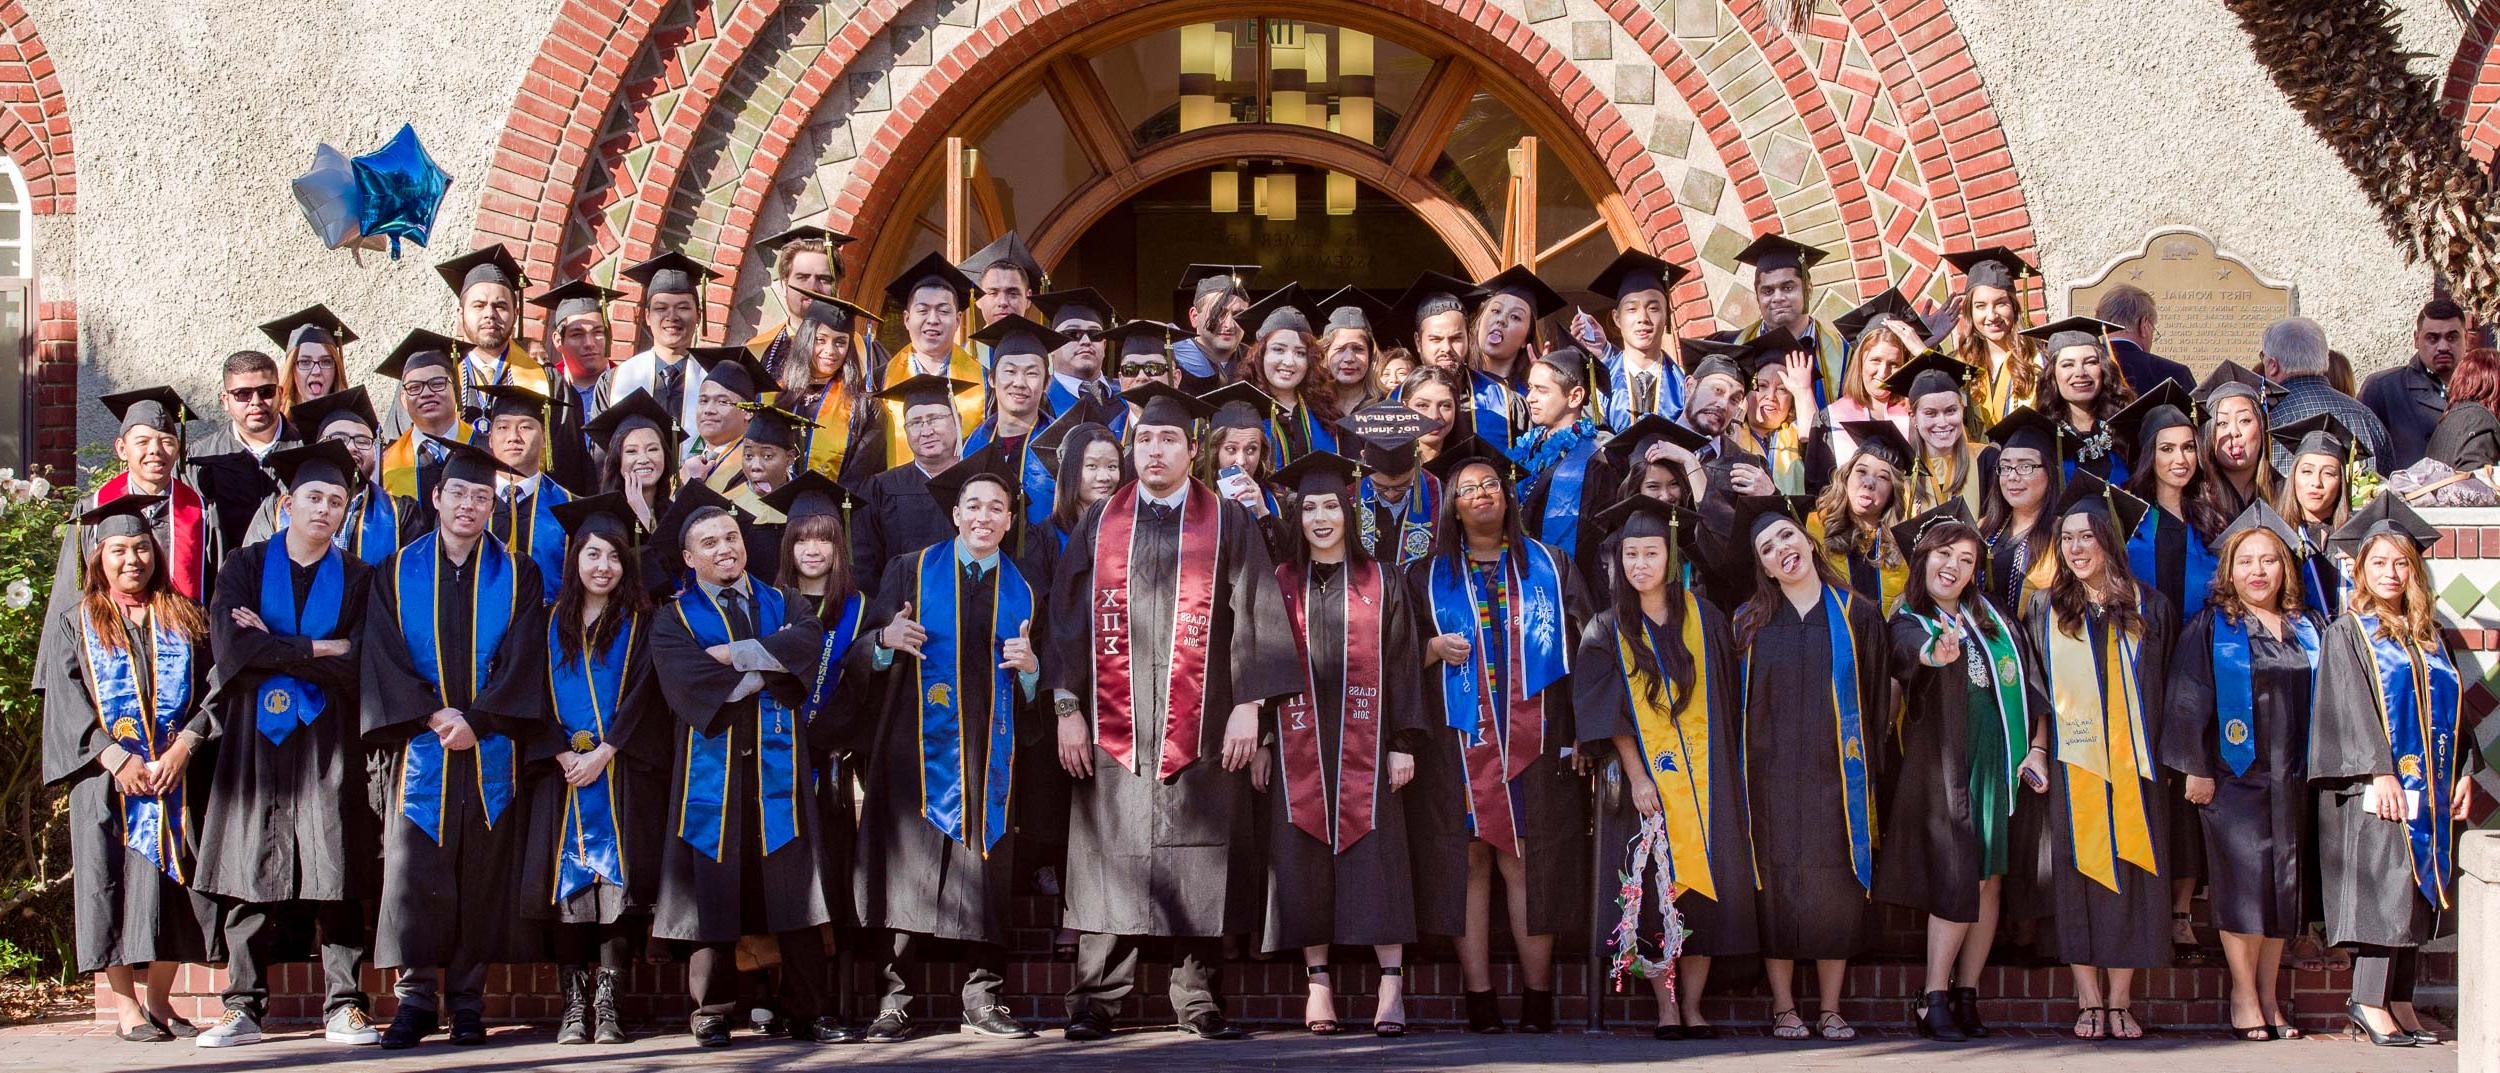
2194, 360, 2288, 415
2110, 380, 2196, 459
755, 223, 855, 260
1733, 492, 1818, 541
1032, 288, 1117, 329
583, 388, 673, 446
1034, 394, 1121, 464
1104, 319, 1189, 359
1732, 233, 1828, 275
2218, 499, 2301, 553
737, 403, 817, 451
1271, 450, 1362, 499
1125, 381, 1216, 431
791, 284, 878, 332
1879, 350, 1980, 403
883, 250, 977, 311
1390, 271, 1483, 337
2270, 411, 2356, 466
1315, 286, 1392, 336
376, 329, 460, 380
623, 250, 716, 298
1985, 406, 2060, 459
1587, 250, 1685, 304
269, 440, 357, 493
656, 481, 739, 547
1422, 434, 1520, 484
1601, 413, 1711, 469
2329, 492, 2441, 557
1240, 284, 1316, 339
471, 384, 550, 424
290, 385, 379, 438
1475, 265, 1566, 321
1345, 405, 1432, 472
434, 245, 528, 296
529, 279, 622, 325
1833, 288, 1918, 342
434, 438, 521, 489
694, 346, 773, 402
959, 231, 1045, 288
80, 494, 162, 540
1742, 328, 1821, 387
102, 386, 193, 434
1592, 495, 1702, 559
1840, 419, 1914, 473
761, 470, 855, 523
1943, 246, 2037, 293
2054, 470, 2150, 536
875, 372, 973, 411
924, 445, 1022, 511
1890, 499, 1974, 556
1199, 381, 1279, 431
971, 313, 1070, 363
553, 491, 641, 543
258, 304, 358, 351
1679, 336, 1751, 387
2020, 315, 2123, 357
1179, 264, 1260, 305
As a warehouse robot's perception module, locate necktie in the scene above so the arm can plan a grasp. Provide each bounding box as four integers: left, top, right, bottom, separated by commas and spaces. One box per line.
1635, 371, 1657, 414
659, 361, 685, 420
1082, 381, 1108, 407
722, 588, 755, 640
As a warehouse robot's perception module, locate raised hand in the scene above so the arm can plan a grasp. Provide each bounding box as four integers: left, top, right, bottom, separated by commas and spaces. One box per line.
999, 619, 1039, 674
881, 601, 928, 658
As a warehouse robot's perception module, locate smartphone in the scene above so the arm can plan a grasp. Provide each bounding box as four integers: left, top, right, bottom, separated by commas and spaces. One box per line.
1217, 465, 1257, 501
2021, 765, 2048, 792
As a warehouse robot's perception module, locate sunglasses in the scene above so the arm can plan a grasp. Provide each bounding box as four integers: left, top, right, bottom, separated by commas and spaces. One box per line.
1060, 329, 1103, 342
226, 384, 279, 403
1120, 362, 1172, 377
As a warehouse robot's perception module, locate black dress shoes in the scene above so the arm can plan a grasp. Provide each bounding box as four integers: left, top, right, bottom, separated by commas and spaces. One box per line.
378, 1009, 437, 1050
1062, 1012, 1113, 1041
691, 1014, 733, 1048
1176, 1012, 1246, 1040
446, 1010, 487, 1046
962, 1005, 1036, 1038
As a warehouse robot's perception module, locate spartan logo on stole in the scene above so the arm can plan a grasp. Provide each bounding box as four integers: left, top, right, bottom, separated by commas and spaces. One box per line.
927, 683, 954, 709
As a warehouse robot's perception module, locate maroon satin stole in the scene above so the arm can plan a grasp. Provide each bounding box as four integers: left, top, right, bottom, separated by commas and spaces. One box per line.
1275, 558, 1386, 852
1091, 482, 1222, 778
1452, 558, 1544, 858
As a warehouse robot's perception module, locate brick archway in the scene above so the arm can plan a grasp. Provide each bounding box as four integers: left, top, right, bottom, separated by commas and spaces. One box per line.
2445, 0, 2500, 167
0, 0, 75, 473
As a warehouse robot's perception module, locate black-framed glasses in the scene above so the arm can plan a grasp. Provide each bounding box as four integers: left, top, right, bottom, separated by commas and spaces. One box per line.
225, 384, 279, 403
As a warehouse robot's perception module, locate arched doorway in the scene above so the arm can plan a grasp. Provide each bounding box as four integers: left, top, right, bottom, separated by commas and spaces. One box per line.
853, 9, 1645, 325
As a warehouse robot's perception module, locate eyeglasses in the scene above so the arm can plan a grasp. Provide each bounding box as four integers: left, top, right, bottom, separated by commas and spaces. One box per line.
225, 384, 279, 403
321, 432, 377, 451
1060, 329, 1102, 342
903, 414, 956, 432
1998, 460, 2046, 479
1120, 362, 1171, 377
403, 377, 454, 397
1453, 480, 1504, 499
293, 356, 337, 372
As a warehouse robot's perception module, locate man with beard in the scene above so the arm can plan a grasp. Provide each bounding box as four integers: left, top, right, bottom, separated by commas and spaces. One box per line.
2361, 297, 2472, 469
1674, 344, 1779, 607
1035, 288, 1117, 415
746, 224, 850, 375
962, 231, 1044, 337
1394, 271, 1480, 376
1173, 265, 1257, 394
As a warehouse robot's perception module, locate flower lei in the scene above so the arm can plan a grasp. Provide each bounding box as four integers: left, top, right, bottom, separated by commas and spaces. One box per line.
1607, 812, 1690, 994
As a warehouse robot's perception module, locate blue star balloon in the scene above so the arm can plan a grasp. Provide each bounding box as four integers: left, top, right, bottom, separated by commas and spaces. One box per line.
291, 143, 363, 250
351, 123, 451, 260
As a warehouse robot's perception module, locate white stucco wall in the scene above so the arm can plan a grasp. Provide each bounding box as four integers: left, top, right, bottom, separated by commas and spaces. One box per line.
24, 0, 562, 449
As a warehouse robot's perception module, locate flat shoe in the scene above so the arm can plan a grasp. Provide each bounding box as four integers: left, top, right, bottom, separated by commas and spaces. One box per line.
117, 1022, 173, 1043
1652, 1024, 1685, 1040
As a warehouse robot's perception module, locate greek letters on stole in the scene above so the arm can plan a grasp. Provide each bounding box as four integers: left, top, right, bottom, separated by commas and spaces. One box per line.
1274, 559, 1386, 852
1089, 483, 1222, 779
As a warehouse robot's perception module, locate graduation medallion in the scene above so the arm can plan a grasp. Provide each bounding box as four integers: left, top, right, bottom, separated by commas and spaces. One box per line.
2223, 719, 2249, 746
265, 689, 291, 714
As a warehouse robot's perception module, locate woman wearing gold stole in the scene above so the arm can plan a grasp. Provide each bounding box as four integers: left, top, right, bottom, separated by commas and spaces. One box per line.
2023, 474, 2176, 1041
1574, 496, 1753, 1042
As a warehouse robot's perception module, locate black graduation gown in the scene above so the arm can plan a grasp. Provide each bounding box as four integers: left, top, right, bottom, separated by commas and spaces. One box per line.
799, 589, 866, 930
39, 607, 220, 972
1741, 589, 1887, 960
1874, 605, 2049, 923
1575, 604, 1759, 958
186, 428, 293, 553
1693, 442, 1769, 611
2020, 584, 2175, 968
643, 581, 835, 942
1042, 488, 1301, 938
2162, 608, 2319, 938
849, 461, 959, 588
515, 607, 669, 927
191, 540, 377, 905
2308, 614, 2479, 948
359, 537, 545, 970
1259, 560, 1437, 951
1402, 545, 1594, 940
848, 552, 1031, 946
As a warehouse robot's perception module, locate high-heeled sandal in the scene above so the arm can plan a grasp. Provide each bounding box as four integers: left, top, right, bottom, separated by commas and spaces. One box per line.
1371, 966, 1406, 1038
1302, 965, 1339, 1035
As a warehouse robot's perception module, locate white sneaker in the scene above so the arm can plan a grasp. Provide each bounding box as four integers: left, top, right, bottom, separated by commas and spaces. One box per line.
194, 1009, 262, 1048
324, 1006, 382, 1045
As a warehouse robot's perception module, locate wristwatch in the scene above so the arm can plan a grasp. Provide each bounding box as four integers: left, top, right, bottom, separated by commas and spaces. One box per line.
1054, 696, 1082, 718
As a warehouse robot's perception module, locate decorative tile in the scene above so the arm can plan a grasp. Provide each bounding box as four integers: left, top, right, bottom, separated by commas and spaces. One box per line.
1680, 169, 1724, 214
1648, 113, 1692, 157
1672, 0, 1719, 38
1762, 134, 1812, 186
1616, 64, 1655, 105
1526, 0, 1568, 23
1571, 21, 1612, 61
2440, 573, 2485, 618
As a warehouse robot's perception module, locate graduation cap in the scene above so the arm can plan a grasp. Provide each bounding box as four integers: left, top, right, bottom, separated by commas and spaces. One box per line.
1586, 250, 1685, 304
1592, 495, 1704, 562
552, 491, 641, 543
960, 231, 1045, 288
1105, 319, 1189, 361
268, 440, 357, 493
1985, 405, 2061, 459
1475, 265, 1566, 321
1345, 405, 1432, 473
971, 313, 1070, 365
1833, 288, 1918, 342
435, 245, 528, 296
258, 304, 358, 351
1032, 288, 1117, 330
924, 445, 1023, 511
101, 386, 193, 434
791, 284, 879, 332
1199, 381, 1279, 431
2020, 315, 2124, 356
755, 223, 855, 261
761, 469, 856, 523
376, 329, 459, 380
2270, 411, 2356, 466
883, 250, 978, 311
1179, 263, 1261, 307
1942, 246, 2038, 293
2218, 499, 2302, 555
694, 346, 774, 402
623, 250, 716, 298
1732, 232, 1828, 276
1678, 336, 1751, 386
469, 383, 551, 425
434, 437, 522, 489
1390, 271, 1483, 337
874, 372, 973, 411
529, 279, 623, 326
1890, 499, 1975, 557
79, 494, 163, 540
2328, 491, 2441, 557
2194, 360, 2288, 415
737, 402, 817, 452
583, 388, 673, 446
1034, 393, 1121, 465
1879, 350, 1981, 403
1733, 492, 1818, 541
1839, 419, 1915, 473
2110, 380, 2197, 459
1742, 328, 1821, 388
2054, 470, 2150, 536
290, 385, 380, 438
1240, 283, 1316, 339
1422, 434, 1520, 485
1600, 413, 1711, 469
655, 480, 739, 549
1126, 381, 1215, 431
1271, 450, 1362, 499
1315, 286, 1392, 337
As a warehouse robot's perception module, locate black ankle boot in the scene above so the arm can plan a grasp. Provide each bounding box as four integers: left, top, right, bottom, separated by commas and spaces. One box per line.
1914, 990, 1965, 1041
1463, 989, 1507, 1034
555, 967, 592, 1045
1517, 989, 1555, 1034
1948, 986, 1988, 1038
592, 968, 627, 1044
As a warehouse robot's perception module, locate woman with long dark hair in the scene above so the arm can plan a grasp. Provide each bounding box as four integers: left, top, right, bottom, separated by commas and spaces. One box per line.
588, 390, 682, 595
1879, 506, 2049, 1042
2311, 494, 2479, 1047
1234, 300, 1338, 464
2024, 477, 2176, 1041
760, 471, 872, 958
1400, 365, 1466, 463
2270, 414, 2356, 619
2026, 321, 2135, 484
778, 295, 882, 483
1408, 437, 1588, 1035
2197, 370, 2276, 519
1728, 496, 1889, 1041
1978, 409, 2063, 616
1574, 495, 1754, 1040
39, 496, 218, 1041
2118, 387, 2226, 623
